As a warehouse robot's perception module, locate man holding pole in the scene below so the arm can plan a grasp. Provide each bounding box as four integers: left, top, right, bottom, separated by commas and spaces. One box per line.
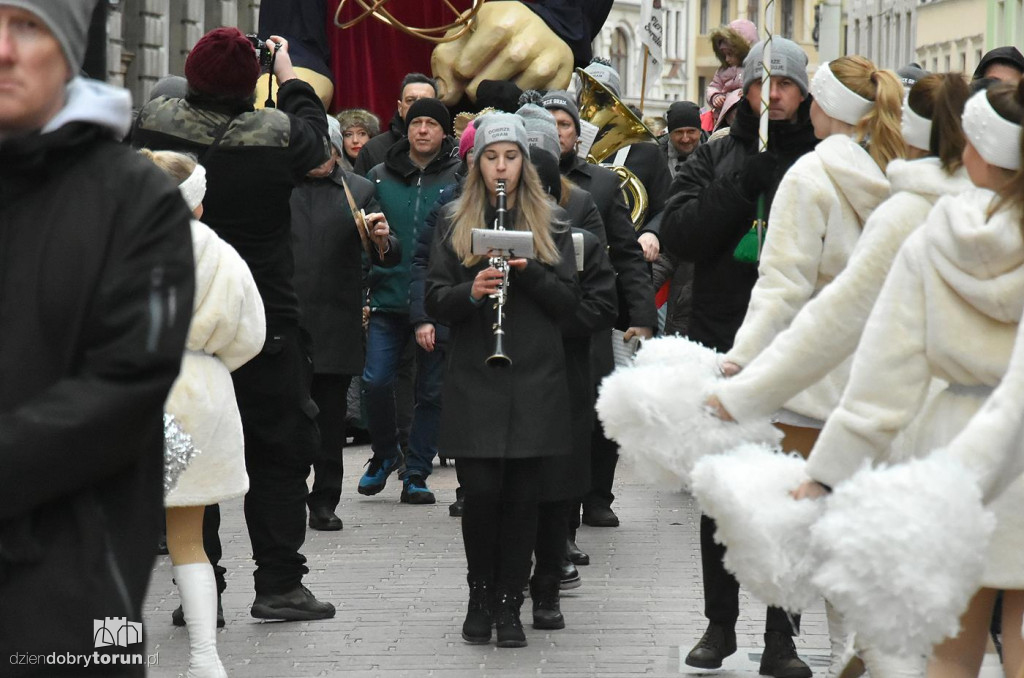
658, 37, 818, 674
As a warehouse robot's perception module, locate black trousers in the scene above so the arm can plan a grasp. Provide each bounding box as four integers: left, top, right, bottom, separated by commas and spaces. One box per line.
534, 500, 570, 581
457, 458, 541, 591
585, 418, 619, 510
307, 373, 353, 511
700, 514, 798, 634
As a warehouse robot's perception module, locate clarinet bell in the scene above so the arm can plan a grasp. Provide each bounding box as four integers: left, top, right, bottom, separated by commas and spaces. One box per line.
486, 331, 512, 368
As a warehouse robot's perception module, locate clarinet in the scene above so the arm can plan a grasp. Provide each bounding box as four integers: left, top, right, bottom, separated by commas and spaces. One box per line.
486, 179, 512, 367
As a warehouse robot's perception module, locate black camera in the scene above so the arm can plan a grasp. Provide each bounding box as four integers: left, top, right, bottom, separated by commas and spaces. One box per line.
246, 34, 274, 69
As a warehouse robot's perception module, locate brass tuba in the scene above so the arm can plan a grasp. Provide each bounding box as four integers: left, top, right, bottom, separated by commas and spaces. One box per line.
576, 67, 657, 230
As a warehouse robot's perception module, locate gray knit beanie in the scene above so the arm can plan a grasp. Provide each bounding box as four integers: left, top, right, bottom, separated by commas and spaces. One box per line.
584, 61, 622, 98
516, 104, 560, 159
541, 90, 581, 135
1, 0, 97, 73
335, 108, 381, 138
742, 37, 809, 95
474, 112, 530, 158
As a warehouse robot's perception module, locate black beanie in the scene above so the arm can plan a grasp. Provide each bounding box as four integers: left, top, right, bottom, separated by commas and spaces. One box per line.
405, 97, 451, 135
666, 101, 701, 132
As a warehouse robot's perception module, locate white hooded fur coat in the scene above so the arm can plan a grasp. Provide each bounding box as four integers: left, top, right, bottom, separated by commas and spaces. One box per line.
724, 134, 891, 421
806, 188, 1024, 587
716, 158, 972, 422
164, 220, 266, 507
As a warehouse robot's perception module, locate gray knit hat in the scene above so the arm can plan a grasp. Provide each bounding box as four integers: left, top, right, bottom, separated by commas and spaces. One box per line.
742, 37, 809, 95
335, 108, 380, 138
541, 90, 581, 135
474, 112, 530, 158
584, 60, 622, 98
326, 115, 344, 155
1, 0, 97, 73
516, 104, 560, 159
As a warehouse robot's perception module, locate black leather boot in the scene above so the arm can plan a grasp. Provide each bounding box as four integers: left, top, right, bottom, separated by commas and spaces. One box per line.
759, 631, 812, 678
685, 622, 737, 669
461, 579, 493, 644
566, 530, 589, 566
529, 575, 564, 630
494, 588, 527, 648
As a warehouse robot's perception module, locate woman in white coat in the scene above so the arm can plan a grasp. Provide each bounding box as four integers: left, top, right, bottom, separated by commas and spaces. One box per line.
794, 81, 1024, 678
720, 55, 904, 454
711, 74, 972, 425
142, 149, 266, 678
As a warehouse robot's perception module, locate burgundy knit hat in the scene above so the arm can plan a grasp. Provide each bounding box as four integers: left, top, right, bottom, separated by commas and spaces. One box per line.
185, 27, 261, 99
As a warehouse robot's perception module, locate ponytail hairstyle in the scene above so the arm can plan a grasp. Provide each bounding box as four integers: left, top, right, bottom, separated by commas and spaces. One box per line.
138, 148, 196, 183
984, 80, 1024, 228
906, 72, 970, 172
828, 55, 906, 170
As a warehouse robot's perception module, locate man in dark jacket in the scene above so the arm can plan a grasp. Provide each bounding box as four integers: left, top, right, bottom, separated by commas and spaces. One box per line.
658, 38, 819, 677
133, 27, 336, 621
0, 1, 193, 671
542, 89, 657, 530
353, 72, 438, 176
361, 97, 461, 504
292, 116, 402, 532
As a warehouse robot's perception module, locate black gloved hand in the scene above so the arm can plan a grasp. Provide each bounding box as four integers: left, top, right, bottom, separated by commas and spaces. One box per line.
739, 151, 779, 198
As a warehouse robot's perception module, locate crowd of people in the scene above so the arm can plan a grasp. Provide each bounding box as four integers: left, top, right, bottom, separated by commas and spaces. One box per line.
5, 0, 1024, 676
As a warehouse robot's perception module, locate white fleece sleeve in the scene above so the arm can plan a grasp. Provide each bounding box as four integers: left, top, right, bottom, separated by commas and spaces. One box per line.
725, 155, 831, 367
944, 317, 1024, 504
716, 194, 930, 421
805, 235, 933, 488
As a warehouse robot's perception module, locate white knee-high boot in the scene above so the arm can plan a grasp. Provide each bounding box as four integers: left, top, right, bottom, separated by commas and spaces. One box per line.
175, 563, 227, 678
826, 601, 859, 678
858, 646, 925, 678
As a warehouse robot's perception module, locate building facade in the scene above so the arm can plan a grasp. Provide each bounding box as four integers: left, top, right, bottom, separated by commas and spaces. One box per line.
915, 0, 987, 76
987, 0, 1024, 51
843, 0, 918, 69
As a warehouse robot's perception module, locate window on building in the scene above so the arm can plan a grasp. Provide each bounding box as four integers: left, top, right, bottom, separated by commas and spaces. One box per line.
894, 15, 900, 67
933, 57, 939, 72
722, 0, 731, 25
866, 17, 872, 60
781, 0, 794, 37
698, 76, 707, 106
747, 0, 759, 24
960, 52, 967, 72
944, 55, 950, 71
853, 19, 860, 54
611, 28, 630, 94
701, 0, 709, 34
905, 13, 913, 64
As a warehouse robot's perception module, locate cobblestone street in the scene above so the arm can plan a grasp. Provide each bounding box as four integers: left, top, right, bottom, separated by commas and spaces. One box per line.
144, 445, 842, 677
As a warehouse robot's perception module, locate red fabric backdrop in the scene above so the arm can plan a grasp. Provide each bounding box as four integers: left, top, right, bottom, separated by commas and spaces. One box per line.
326, 1, 473, 119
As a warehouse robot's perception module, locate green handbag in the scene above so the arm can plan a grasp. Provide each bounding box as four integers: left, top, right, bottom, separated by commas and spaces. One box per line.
733, 195, 766, 263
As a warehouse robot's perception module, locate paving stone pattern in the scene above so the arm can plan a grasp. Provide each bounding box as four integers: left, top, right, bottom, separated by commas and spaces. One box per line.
143, 445, 834, 677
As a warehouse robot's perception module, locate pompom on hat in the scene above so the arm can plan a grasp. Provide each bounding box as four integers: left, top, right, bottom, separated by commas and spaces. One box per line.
185, 27, 261, 100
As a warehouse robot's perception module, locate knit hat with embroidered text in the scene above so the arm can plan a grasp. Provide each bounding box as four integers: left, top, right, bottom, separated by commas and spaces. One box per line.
742, 37, 809, 95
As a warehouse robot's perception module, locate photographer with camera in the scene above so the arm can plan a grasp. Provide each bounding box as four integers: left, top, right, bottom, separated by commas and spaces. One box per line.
133, 26, 335, 622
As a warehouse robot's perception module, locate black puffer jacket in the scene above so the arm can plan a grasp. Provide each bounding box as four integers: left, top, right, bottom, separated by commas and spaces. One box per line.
658, 97, 818, 351
353, 110, 404, 177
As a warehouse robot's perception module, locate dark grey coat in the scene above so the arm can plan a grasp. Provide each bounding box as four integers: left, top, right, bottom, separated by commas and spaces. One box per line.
291, 166, 400, 375
425, 205, 581, 460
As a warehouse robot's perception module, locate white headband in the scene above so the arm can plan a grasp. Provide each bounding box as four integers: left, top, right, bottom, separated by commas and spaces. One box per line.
962, 90, 1022, 171
178, 164, 207, 211
901, 96, 933, 152
810, 63, 874, 126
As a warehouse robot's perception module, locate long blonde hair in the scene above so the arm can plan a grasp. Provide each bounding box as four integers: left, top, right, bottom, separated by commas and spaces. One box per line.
138, 148, 196, 183
829, 56, 906, 170
449, 156, 561, 267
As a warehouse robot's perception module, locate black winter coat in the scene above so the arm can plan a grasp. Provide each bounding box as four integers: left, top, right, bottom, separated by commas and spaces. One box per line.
353, 110, 404, 177
410, 179, 464, 345
605, 141, 672, 230
0, 121, 194, 665
291, 166, 401, 375
658, 98, 818, 351
562, 154, 657, 332
426, 205, 581, 459
541, 228, 619, 501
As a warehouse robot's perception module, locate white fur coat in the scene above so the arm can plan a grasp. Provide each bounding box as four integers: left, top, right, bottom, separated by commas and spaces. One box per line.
724, 134, 890, 420
715, 159, 972, 422
806, 188, 1024, 587
164, 220, 265, 507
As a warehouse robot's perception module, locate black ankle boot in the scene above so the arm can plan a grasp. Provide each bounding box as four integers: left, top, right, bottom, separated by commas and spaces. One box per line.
759, 631, 812, 678
494, 588, 527, 648
566, 530, 589, 566
461, 579, 493, 644
529, 575, 565, 630
685, 622, 737, 669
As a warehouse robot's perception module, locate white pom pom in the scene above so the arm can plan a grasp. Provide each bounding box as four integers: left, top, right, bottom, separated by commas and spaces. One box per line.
810, 452, 995, 656
596, 337, 781, 488
691, 445, 824, 612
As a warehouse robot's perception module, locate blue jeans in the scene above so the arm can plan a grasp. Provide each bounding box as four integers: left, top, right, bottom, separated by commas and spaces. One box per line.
362, 312, 443, 479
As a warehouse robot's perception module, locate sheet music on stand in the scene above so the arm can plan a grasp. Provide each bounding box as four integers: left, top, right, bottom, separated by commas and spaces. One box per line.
611, 329, 641, 367
577, 120, 600, 160
471, 229, 535, 259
